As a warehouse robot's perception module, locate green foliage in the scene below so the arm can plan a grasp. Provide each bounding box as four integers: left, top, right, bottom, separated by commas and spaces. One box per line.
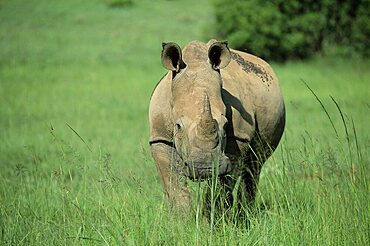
0, 0, 369, 244
104, 0, 134, 8
212, 0, 369, 61
351, 0, 370, 57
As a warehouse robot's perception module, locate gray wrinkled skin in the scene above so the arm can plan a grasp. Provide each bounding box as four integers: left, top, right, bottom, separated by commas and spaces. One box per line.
149, 40, 285, 212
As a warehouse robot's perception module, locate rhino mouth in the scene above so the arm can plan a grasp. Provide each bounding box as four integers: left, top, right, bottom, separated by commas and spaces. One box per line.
184, 156, 230, 180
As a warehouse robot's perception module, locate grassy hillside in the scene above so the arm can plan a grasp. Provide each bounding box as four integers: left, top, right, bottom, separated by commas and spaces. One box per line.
1, 0, 369, 244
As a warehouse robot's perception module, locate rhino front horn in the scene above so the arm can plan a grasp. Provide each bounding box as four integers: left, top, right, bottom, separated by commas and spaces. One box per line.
199, 94, 216, 134
202, 94, 212, 117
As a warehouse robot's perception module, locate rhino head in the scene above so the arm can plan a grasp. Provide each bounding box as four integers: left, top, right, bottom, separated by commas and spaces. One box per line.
161, 41, 232, 180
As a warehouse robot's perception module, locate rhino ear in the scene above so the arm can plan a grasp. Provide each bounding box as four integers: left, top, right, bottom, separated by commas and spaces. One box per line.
208, 41, 231, 70
161, 42, 185, 72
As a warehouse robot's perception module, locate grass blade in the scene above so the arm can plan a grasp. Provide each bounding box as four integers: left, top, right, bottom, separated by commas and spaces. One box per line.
351, 117, 362, 163
66, 123, 92, 153
330, 96, 352, 163
301, 79, 338, 138
195, 180, 201, 244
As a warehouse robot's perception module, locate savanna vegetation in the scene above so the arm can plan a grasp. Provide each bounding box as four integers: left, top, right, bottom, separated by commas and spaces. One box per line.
0, 0, 369, 245
212, 0, 370, 60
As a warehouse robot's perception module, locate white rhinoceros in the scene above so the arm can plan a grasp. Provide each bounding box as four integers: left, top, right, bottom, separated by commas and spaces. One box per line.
149, 40, 285, 211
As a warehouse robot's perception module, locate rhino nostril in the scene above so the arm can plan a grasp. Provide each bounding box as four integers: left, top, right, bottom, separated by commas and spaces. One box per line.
184, 162, 188, 167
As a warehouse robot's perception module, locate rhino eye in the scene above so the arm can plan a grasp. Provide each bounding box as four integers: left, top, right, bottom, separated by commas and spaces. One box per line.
175, 123, 182, 131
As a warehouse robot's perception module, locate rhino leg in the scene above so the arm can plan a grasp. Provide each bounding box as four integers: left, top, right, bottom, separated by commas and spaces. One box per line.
236, 135, 273, 210
216, 137, 267, 216
150, 143, 190, 211
214, 159, 261, 218
240, 159, 262, 206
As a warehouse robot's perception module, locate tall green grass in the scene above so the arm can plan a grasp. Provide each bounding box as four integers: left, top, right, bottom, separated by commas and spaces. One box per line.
1, 0, 369, 244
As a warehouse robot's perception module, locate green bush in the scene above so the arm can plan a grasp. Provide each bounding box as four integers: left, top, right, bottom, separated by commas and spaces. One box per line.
104, 0, 134, 8
212, 0, 369, 61
351, 1, 370, 57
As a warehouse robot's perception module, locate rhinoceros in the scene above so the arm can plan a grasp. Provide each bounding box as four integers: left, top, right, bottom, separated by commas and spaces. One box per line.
149, 39, 285, 211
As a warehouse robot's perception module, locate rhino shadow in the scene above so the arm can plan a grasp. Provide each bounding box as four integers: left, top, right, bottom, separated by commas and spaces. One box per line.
221, 88, 254, 157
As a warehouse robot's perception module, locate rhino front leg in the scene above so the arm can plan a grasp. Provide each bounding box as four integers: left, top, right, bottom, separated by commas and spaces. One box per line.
150, 142, 190, 211
217, 157, 262, 216
240, 160, 262, 206
216, 168, 260, 218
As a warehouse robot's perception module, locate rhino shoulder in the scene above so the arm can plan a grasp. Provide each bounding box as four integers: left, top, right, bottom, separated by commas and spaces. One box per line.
227, 50, 285, 147
222, 49, 284, 146
149, 73, 174, 144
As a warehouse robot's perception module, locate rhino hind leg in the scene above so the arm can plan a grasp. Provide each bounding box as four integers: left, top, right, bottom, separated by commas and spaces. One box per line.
150, 143, 191, 212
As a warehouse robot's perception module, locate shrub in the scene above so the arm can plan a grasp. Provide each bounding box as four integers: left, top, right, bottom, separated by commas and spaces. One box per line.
104, 0, 134, 8
212, 0, 369, 61
350, 1, 370, 57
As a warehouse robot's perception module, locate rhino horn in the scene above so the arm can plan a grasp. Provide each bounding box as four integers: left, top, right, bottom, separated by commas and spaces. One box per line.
202, 94, 212, 118
199, 95, 217, 136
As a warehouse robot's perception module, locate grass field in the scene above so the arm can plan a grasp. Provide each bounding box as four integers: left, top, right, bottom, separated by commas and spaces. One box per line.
1, 0, 369, 245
